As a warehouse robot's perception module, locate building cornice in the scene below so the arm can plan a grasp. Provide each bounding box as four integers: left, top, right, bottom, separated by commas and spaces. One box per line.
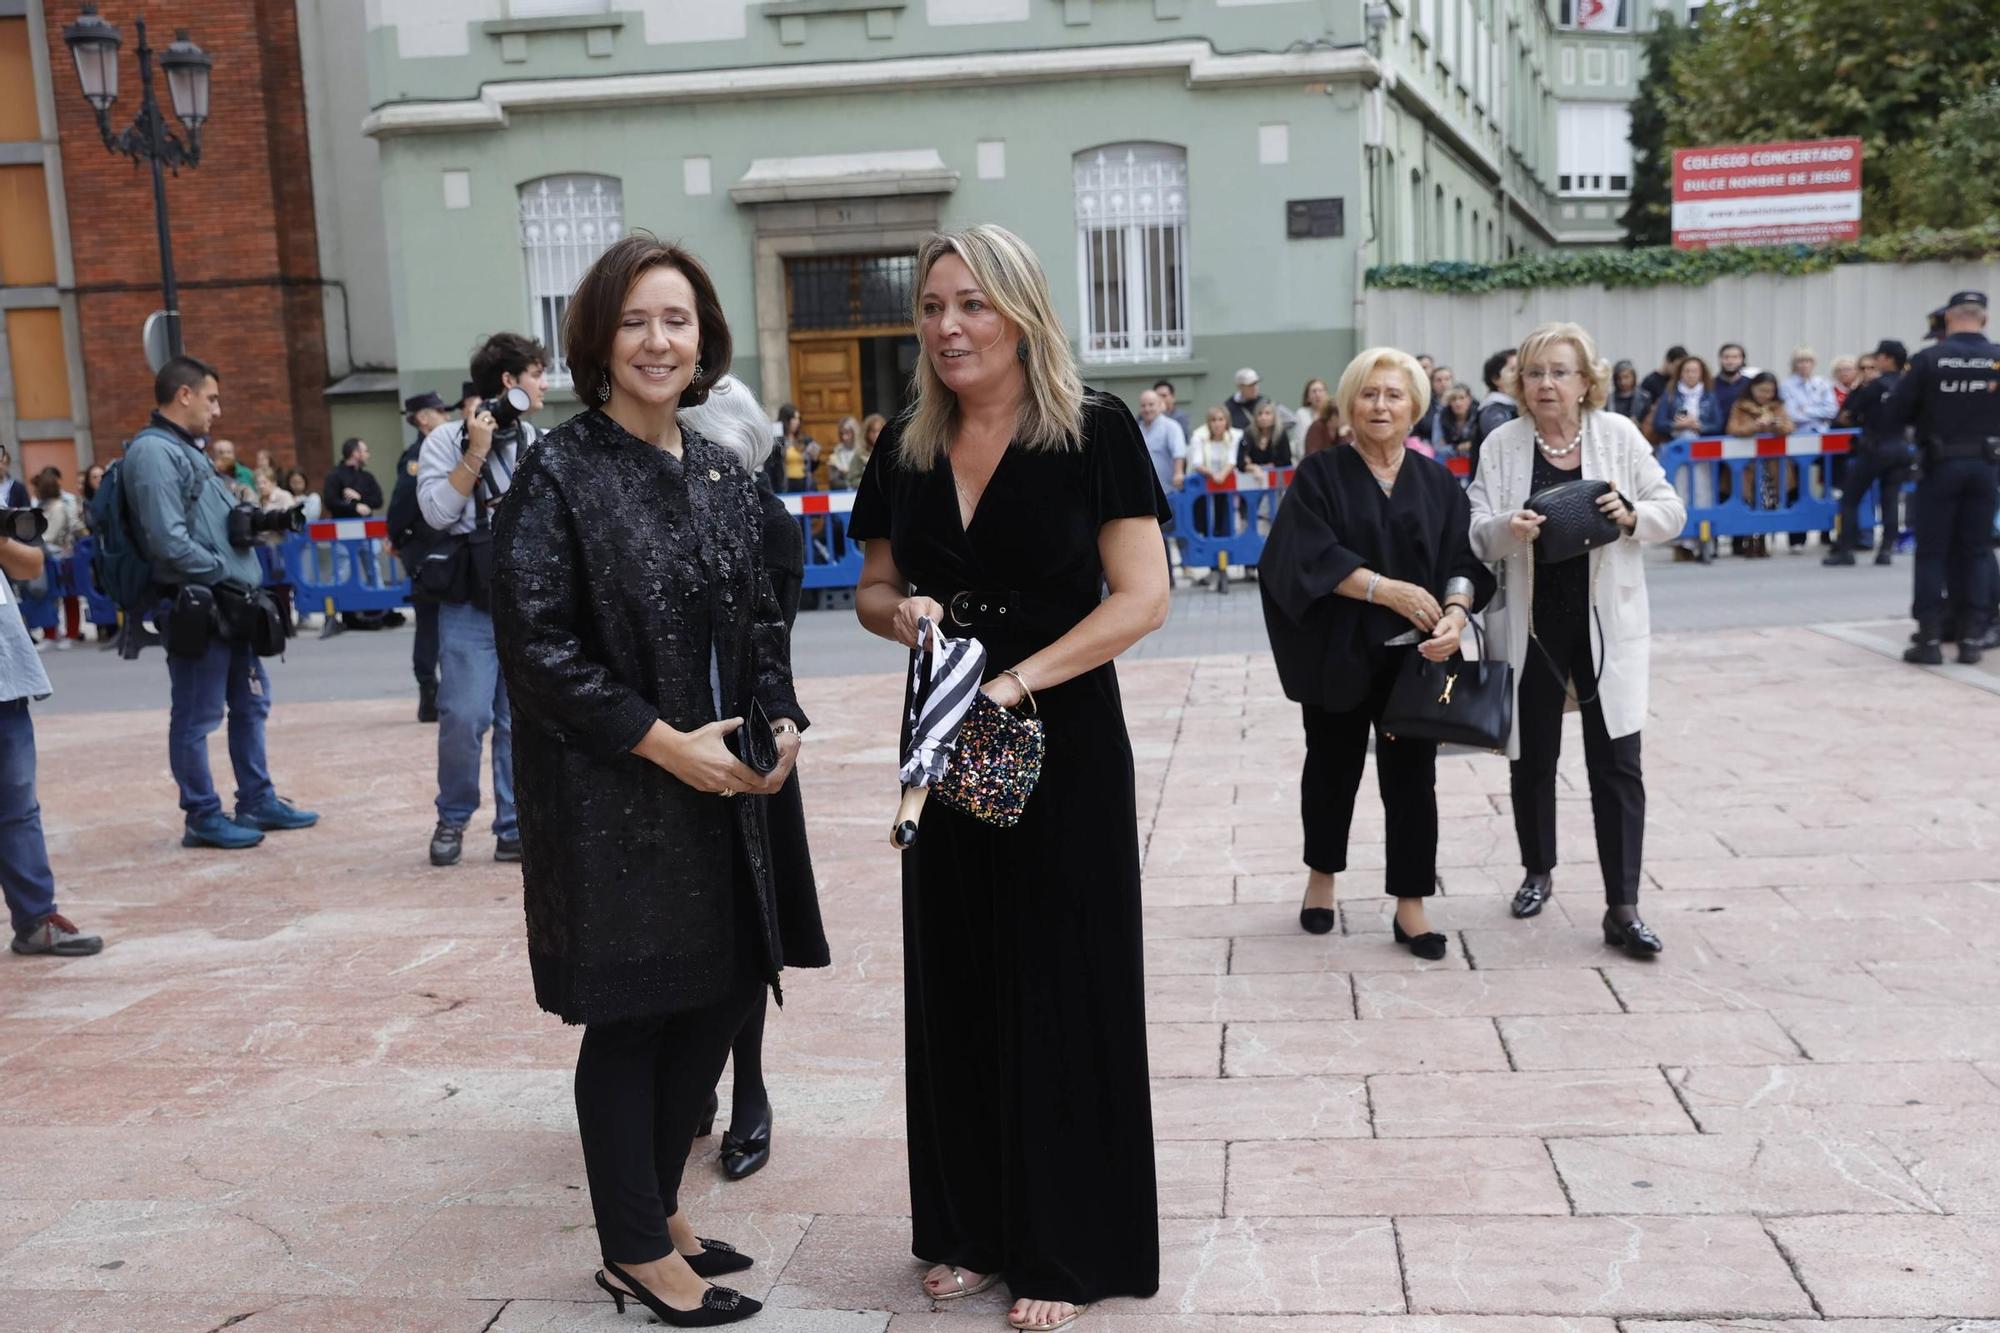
362, 40, 1379, 138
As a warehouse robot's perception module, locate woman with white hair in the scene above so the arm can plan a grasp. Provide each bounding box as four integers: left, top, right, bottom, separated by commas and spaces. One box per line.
1259, 348, 1494, 955
1467, 322, 1686, 959
677, 375, 830, 1185
851, 224, 1171, 1332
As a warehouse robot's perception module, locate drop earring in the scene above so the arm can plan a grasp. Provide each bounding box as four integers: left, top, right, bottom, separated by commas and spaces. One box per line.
693, 361, 704, 384
1016, 337, 1029, 364
597, 375, 611, 404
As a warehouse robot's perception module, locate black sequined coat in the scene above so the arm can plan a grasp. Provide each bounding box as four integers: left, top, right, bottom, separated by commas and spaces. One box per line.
491, 408, 815, 1025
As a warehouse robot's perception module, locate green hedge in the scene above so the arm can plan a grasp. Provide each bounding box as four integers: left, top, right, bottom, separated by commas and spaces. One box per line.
1365, 223, 2000, 294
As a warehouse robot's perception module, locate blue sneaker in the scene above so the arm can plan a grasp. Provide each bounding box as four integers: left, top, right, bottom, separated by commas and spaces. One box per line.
183, 811, 266, 850
234, 796, 320, 832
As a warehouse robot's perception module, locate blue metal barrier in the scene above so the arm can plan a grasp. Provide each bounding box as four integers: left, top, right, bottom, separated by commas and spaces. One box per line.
1658, 431, 1858, 542
286, 519, 411, 614
784, 493, 866, 591
1173, 471, 1293, 574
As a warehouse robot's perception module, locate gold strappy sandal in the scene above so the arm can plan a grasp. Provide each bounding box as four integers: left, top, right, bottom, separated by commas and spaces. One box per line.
924, 1265, 1000, 1301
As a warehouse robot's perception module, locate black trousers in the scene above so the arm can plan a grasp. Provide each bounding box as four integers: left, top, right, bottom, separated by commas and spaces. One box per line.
1834, 445, 1912, 553
576, 971, 764, 1264
412, 599, 440, 686
1911, 456, 2000, 631
1300, 653, 1439, 898
1510, 631, 1644, 907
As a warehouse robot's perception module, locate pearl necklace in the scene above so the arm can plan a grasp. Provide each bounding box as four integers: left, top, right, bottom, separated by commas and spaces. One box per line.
1534, 425, 1583, 459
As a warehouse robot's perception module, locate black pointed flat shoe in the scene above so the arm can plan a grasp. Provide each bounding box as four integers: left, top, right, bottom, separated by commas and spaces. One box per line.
1512, 873, 1552, 919
1392, 919, 1448, 961
719, 1103, 772, 1182
1603, 912, 1664, 960
1298, 906, 1336, 935
684, 1237, 754, 1278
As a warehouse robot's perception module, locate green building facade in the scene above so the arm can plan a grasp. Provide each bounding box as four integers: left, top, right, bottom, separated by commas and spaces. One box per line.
361, 0, 1591, 434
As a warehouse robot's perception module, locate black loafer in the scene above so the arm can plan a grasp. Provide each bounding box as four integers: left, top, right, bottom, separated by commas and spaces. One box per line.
684, 1237, 755, 1278
1603, 912, 1664, 960
720, 1105, 772, 1182
1298, 906, 1336, 935
1392, 919, 1448, 961
1512, 873, 1553, 919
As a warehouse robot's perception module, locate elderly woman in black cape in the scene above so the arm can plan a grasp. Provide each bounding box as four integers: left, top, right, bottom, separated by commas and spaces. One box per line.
677, 373, 831, 1182
1260, 347, 1494, 955
492, 234, 826, 1328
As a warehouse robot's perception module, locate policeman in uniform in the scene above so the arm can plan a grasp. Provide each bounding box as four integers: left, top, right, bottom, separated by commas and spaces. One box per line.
1824, 338, 1915, 567
1885, 291, 2000, 665
388, 390, 451, 720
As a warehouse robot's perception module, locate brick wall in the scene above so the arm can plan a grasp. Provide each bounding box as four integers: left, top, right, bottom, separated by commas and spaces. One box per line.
47, 0, 331, 478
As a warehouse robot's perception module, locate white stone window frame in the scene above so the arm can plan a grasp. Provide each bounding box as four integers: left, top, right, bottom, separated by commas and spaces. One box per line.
1073, 143, 1191, 367
518, 174, 625, 387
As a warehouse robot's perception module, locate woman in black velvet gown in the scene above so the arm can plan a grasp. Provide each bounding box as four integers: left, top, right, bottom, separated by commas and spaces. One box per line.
850, 225, 1171, 1333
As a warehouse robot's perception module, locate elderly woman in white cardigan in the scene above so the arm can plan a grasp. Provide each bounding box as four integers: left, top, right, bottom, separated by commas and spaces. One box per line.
1467, 322, 1687, 959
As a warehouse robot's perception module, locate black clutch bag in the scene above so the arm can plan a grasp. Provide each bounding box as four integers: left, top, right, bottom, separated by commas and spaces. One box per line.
728, 698, 779, 775
1524, 477, 1624, 564
1381, 618, 1514, 753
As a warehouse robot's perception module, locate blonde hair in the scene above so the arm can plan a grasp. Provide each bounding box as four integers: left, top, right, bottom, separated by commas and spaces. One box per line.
1334, 348, 1430, 431
898, 225, 1084, 471
1503, 322, 1613, 412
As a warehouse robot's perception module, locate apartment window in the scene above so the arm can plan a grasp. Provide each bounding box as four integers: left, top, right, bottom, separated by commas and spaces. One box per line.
518, 174, 625, 385
1559, 0, 1630, 29
1557, 103, 1633, 196
1073, 144, 1189, 365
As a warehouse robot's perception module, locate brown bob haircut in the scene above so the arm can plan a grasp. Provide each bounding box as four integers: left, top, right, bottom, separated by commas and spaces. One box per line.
561, 232, 731, 409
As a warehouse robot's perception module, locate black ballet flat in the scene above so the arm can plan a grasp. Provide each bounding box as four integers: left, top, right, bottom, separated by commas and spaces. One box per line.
697, 1089, 718, 1139
684, 1237, 754, 1279
1603, 912, 1664, 960
720, 1103, 772, 1182
596, 1262, 762, 1327
1298, 906, 1336, 935
1392, 919, 1448, 961
1512, 873, 1553, 919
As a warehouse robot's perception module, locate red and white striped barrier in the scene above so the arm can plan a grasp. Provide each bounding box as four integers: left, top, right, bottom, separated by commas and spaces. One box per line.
781, 491, 857, 516
306, 518, 389, 542
1686, 430, 1854, 460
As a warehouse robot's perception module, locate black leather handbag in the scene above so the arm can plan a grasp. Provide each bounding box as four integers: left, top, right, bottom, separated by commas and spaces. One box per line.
728, 697, 780, 776
1381, 618, 1514, 752
1524, 477, 1624, 564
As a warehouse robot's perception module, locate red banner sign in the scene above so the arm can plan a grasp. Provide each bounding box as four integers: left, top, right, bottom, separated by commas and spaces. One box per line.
1671, 137, 1863, 250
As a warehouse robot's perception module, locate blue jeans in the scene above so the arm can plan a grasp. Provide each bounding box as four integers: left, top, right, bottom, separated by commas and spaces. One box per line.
436, 601, 515, 836
0, 699, 58, 933
166, 637, 274, 820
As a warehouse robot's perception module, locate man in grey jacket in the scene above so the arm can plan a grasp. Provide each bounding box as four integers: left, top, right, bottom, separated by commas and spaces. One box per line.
122, 356, 318, 851
416, 332, 545, 867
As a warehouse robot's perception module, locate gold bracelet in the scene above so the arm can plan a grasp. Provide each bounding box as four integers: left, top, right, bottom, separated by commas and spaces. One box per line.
999, 667, 1037, 714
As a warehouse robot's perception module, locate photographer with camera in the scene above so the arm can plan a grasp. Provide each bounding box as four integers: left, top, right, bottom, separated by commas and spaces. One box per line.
415, 333, 546, 866
0, 505, 102, 955
121, 355, 319, 851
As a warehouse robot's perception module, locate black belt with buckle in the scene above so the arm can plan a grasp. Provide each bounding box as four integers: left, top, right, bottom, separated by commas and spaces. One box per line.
943, 589, 1020, 629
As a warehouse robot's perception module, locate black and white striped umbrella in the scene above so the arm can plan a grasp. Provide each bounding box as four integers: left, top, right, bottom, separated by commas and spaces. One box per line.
897, 617, 987, 789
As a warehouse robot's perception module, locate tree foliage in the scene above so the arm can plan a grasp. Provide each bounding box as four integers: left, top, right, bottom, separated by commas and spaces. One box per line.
1366, 223, 2000, 294
1875, 84, 2000, 231
1619, 17, 1695, 248
1661, 0, 2000, 232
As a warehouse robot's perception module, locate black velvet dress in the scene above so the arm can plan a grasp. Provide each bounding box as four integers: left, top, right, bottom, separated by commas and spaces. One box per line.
847, 389, 1166, 1305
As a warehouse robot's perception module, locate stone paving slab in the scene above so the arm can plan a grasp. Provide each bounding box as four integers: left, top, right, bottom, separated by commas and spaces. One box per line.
6, 626, 2000, 1326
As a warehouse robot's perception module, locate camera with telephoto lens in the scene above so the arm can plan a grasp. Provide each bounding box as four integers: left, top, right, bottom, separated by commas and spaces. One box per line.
478, 386, 533, 432
227, 502, 306, 549
2, 507, 48, 544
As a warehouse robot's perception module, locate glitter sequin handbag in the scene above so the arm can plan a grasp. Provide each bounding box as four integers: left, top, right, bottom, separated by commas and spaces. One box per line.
931, 688, 1046, 828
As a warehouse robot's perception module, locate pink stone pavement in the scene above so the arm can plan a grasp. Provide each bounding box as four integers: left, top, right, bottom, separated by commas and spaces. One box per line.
5, 625, 2000, 1330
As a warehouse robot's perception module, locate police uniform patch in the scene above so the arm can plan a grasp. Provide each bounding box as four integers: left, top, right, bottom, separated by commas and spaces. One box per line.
406, 460, 419, 475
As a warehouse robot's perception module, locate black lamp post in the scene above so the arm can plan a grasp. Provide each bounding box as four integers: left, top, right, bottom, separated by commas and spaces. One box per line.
62, 5, 212, 360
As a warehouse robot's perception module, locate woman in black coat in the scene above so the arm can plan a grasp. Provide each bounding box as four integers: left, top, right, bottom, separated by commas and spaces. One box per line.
1260, 348, 1494, 957
678, 375, 832, 1184
492, 237, 822, 1328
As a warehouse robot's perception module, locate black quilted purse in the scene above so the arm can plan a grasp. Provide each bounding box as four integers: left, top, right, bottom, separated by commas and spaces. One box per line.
1524, 478, 1624, 564
1381, 618, 1514, 752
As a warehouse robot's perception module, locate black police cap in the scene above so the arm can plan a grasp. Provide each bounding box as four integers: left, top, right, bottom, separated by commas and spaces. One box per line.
1870, 339, 1906, 364
1945, 290, 1987, 309
402, 390, 447, 415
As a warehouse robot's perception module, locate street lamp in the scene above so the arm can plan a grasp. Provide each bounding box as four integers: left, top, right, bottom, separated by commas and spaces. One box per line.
62, 5, 212, 360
